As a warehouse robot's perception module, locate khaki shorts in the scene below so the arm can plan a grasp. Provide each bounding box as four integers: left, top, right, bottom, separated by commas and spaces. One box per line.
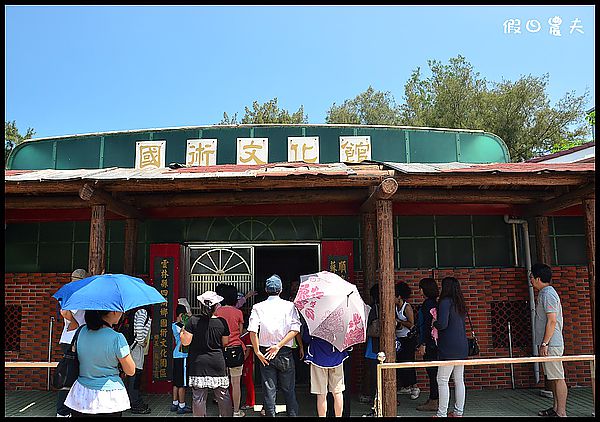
228, 365, 243, 377
542, 346, 565, 380
310, 364, 345, 395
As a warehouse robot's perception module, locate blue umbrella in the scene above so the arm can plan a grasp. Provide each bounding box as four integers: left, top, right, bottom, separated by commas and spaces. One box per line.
52, 274, 104, 304
60, 273, 166, 312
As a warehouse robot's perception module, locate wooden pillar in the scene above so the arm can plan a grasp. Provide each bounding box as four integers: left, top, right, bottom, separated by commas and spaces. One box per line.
123, 218, 138, 276
88, 204, 106, 276
534, 216, 553, 265
376, 199, 396, 417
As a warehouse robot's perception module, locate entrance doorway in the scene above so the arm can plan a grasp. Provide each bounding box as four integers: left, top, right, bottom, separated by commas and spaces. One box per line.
253, 244, 319, 387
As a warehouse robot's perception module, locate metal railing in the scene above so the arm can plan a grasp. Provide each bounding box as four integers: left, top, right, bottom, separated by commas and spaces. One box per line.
375, 352, 596, 417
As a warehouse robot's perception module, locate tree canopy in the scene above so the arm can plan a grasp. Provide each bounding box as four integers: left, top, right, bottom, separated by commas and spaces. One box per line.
326, 55, 591, 162
5, 121, 35, 167
219, 98, 308, 125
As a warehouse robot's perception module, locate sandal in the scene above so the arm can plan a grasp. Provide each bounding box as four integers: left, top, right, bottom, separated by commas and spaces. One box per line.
538, 407, 558, 417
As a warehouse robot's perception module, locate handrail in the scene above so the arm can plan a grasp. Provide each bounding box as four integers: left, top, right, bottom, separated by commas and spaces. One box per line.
376, 353, 595, 417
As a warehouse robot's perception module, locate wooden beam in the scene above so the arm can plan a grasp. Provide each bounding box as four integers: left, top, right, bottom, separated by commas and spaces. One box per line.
123, 218, 138, 276
360, 178, 398, 213
79, 183, 143, 220
5, 172, 594, 195
88, 204, 106, 276
523, 183, 595, 216
393, 189, 554, 204
133, 189, 368, 208
376, 199, 396, 417
583, 198, 595, 350
534, 216, 553, 264
4, 196, 86, 209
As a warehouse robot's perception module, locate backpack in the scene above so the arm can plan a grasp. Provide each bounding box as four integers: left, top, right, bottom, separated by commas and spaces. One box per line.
118, 307, 150, 348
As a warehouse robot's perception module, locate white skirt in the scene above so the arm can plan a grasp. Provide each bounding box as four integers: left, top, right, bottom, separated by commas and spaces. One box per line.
64, 380, 130, 414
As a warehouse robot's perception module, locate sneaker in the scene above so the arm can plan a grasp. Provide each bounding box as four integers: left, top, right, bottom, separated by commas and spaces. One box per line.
416, 399, 439, 411
131, 406, 151, 415
177, 405, 192, 414
170, 404, 179, 412
240, 404, 253, 410
233, 410, 246, 417
410, 387, 421, 400
448, 411, 463, 417
362, 409, 376, 417
56, 413, 71, 417
398, 387, 412, 394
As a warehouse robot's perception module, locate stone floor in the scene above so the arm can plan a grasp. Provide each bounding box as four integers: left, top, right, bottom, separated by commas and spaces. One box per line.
4, 386, 595, 417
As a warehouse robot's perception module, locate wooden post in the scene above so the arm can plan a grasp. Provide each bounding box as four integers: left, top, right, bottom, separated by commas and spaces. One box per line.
376, 199, 396, 417
534, 216, 553, 265
583, 197, 595, 408
123, 218, 138, 276
88, 204, 106, 276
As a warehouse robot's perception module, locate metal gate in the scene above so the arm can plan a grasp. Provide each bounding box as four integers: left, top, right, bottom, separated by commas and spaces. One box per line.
187, 245, 253, 314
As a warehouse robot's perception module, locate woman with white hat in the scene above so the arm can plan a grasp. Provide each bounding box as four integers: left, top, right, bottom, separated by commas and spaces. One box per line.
180, 291, 233, 417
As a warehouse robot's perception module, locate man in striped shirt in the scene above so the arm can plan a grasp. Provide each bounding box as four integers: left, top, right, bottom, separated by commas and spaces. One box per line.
126, 306, 152, 414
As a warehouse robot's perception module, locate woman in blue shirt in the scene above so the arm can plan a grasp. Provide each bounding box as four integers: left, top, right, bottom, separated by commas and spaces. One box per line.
432, 277, 468, 417
64, 310, 136, 416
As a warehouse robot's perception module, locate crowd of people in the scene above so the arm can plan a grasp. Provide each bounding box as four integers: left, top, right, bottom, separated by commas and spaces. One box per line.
55, 262, 567, 417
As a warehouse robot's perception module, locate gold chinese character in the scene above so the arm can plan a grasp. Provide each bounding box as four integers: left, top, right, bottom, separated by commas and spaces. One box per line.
330, 261, 337, 273
338, 260, 347, 273
159, 369, 167, 378
160, 280, 168, 288
160, 338, 167, 348
160, 319, 168, 328
160, 328, 168, 337
139, 145, 162, 169
160, 289, 169, 297
160, 308, 169, 316
239, 140, 266, 164
161, 259, 169, 268
160, 349, 168, 359
290, 142, 318, 163
161, 269, 168, 278
188, 143, 216, 166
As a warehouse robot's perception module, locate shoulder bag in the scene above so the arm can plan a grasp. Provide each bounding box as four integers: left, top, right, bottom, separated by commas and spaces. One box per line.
223, 345, 245, 368
53, 325, 85, 389
466, 311, 480, 356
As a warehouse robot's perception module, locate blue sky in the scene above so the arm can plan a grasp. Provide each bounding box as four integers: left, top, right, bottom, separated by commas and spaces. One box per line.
5, 5, 595, 139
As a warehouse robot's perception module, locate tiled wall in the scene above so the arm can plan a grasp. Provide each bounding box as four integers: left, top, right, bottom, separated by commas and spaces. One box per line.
4, 267, 593, 392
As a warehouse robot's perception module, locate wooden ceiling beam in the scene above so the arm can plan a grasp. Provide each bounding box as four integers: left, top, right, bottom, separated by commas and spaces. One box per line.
79, 183, 144, 220
522, 183, 595, 216
360, 178, 398, 213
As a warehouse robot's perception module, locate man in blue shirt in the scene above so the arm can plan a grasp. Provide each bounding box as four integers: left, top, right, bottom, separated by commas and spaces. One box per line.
301, 319, 349, 417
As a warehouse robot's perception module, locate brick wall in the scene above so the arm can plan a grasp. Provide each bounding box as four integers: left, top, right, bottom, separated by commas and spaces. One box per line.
4, 267, 593, 392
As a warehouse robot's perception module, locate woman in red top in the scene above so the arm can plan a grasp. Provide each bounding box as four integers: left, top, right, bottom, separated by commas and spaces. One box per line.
214, 285, 246, 417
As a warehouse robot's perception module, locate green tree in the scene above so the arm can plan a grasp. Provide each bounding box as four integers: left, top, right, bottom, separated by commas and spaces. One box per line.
5, 121, 35, 166
219, 98, 308, 124
326, 86, 402, 125
399, 55, 590, 161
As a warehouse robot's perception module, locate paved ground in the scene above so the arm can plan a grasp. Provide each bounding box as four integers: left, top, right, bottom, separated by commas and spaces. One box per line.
4, 386, 594, 417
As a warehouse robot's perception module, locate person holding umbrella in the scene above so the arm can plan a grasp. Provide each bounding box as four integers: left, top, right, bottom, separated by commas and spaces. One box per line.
55, 273, 168, 416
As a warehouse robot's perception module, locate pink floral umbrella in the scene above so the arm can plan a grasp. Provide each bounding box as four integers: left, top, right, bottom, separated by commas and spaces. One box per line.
294, 271, 371, 352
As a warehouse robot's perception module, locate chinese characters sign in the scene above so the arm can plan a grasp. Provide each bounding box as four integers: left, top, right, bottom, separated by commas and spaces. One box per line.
328, 255, 349, 281
135, 141, 166, 169
152, 256, 173, 382
503, 16, 584, 36
237, 138, 268, 165
340, 136, 371, 163
186, 139, 217, 166
288, 137, 320, 163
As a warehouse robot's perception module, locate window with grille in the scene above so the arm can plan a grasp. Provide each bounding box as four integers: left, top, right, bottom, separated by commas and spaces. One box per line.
5, 305, 22, 351
396, 215, 512, 269
490, 300, 531, 349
